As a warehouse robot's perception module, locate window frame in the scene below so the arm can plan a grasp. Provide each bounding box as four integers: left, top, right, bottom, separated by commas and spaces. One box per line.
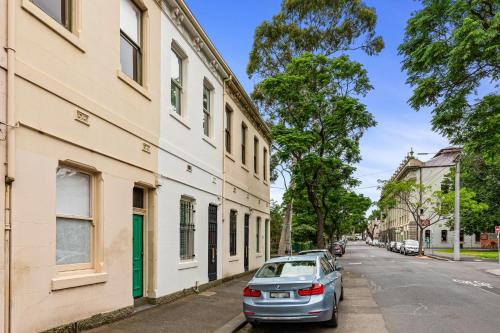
241, 122, 247, 165
441, 230, 448, 242
263, 147, 268, 181
225, 106, 233, 154
56, 165, 96, 272
253, 136, 259, 174
31, 0, 72, 30
179, 197, 195, 261
120, 0, 143, 84
171, 49, 184, 115
202, 84, 212, 137
256, 217, 261, 253
229, 210, 237, 256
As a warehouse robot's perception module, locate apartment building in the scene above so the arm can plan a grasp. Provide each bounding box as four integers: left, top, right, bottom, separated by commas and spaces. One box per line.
222, 79, 271, 277
0, 1, 271, 332
380, 147, 479, 249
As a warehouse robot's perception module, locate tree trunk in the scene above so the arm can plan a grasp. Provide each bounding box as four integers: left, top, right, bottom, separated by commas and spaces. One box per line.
278, 201, 293, 256
316, 214, 325, 248
418, 226, 424, 256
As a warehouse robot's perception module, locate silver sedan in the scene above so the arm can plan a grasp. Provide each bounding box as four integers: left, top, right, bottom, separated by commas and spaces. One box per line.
242, 255, 343, 328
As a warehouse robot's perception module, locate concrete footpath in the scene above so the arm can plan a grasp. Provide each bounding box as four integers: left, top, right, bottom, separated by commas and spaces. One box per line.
86, 275, 251, 333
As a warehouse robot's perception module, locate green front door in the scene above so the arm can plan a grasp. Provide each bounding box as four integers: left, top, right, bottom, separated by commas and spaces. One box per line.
132, 214, 144, 298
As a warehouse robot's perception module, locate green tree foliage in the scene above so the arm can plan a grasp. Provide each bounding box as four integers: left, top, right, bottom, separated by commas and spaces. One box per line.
399, 0, 500, 159
441, 156, 498, 233
269, 200, 285, 253
258, 53, 376, 247
247, 0, 384, 78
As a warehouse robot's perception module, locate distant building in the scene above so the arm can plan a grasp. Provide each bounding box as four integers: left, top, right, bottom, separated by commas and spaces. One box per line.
379, 147, 480, 248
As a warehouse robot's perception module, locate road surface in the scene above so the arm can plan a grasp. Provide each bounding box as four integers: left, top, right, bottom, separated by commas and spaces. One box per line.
239, 241, 500, 332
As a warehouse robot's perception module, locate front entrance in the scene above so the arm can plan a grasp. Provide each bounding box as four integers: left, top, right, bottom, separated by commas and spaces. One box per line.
132, 214, 144, 298
244, 214, 249, 272
208, 204, 218, 281
265, 219, 269, 261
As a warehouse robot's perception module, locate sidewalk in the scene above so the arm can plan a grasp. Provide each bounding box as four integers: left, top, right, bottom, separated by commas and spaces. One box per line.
86, 275, 251, 333
424, 249, 498, 262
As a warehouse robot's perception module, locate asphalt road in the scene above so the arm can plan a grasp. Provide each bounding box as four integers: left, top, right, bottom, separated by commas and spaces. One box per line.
239, 241, 500, 333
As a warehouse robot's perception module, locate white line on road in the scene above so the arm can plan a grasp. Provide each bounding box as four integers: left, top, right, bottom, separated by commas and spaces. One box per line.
348, 262, 362, 265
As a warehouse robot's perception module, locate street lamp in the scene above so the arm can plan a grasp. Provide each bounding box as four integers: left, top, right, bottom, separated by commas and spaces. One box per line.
417, 151, 461, 261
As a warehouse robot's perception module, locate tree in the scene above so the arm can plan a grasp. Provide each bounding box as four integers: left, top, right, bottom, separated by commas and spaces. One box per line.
269, 200, 285, 253
365, 208, 381, 240
378, 179, 446, 255
399, 0, 500, 159
247, 0, 384, 78
258, 53, 376, 248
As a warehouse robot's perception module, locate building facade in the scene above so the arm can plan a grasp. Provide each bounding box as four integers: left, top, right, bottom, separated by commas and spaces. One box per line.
222, 80, 271, 277
0, 1, 271, 332
379, 147, 479, 249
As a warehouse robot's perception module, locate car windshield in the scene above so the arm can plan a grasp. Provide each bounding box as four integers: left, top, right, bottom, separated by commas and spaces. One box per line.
256, 261, 316, 278
406, 241, 419, 246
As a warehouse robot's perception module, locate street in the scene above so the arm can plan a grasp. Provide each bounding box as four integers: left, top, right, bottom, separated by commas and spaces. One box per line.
239, 242, 500, 333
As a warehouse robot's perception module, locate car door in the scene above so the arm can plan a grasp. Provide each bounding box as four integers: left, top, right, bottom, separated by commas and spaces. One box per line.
319, 258, 339, 304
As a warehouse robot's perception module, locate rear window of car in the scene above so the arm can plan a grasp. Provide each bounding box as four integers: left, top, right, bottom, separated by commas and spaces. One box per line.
256, 261, 316, 278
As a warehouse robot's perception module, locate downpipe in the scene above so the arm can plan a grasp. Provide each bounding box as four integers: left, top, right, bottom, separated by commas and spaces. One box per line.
4, 0, 17, 332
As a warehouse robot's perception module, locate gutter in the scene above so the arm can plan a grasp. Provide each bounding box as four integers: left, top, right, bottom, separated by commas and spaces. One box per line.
4, 0, 16, 331
221, 75, 232, 280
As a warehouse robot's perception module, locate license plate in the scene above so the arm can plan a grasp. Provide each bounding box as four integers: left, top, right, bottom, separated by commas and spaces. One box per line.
270, 291, 290, 298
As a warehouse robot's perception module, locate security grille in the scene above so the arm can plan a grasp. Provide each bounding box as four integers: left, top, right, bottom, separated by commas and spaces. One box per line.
230, 210, 237, 256
180, 199, 195, 260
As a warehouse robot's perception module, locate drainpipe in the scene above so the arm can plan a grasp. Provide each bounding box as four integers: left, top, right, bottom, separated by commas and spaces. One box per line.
221, 75, 232, 279
5, 0, 16, 332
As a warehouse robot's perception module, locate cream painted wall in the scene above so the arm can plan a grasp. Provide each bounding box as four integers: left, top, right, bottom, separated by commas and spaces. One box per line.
9, 0, 162, 332
222, 92, 270, 278
0, 0, 7, 329
155, 9, 224, 296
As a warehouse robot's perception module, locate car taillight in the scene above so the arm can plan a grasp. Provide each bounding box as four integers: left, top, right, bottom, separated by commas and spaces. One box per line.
243, 286, 261, 297
298, 283, 324, 296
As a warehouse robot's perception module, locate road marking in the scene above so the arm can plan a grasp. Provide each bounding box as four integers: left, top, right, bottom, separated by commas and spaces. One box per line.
452, 279, 500, 296
347, 262, 362, 265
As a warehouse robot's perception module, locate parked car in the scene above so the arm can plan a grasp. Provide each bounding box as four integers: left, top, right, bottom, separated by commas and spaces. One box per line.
329, 243, 343, 257
400, 240, 419, 255
335, 241, 346, 254
365, 238, 372, 245
372, 239, 379, 247
394, 242, 402, 252
243, 256, 343, 327
299, 249, 336, 267
387, 241, 396, 251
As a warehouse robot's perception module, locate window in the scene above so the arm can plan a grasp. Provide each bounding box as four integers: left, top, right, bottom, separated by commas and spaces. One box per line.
263, 147, 268, 181
441, 230, 447, 242
256, 217, 261, 253
425, 230, 430, 240
241, 123, 247, 164
256, 261, 316, 278
32, 0, 71, 30
475, 232, 481, 242
229, 210, 237, 256
56, 166, 93, 267
171, 50, 183, 115
225, 107, 232, 153
203, 85, 211, 136
253, 137, 259, 174
133, 187, 144, 209
180, 198, 195, 260
120, 0, 142, 83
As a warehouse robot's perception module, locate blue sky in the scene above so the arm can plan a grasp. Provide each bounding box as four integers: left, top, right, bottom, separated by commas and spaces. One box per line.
185, 0, 449, 207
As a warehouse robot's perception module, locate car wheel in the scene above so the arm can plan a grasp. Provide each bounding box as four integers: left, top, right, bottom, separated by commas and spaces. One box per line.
249, 322, 260, 328
340, 285, 344, 302
324, 297, 338, 328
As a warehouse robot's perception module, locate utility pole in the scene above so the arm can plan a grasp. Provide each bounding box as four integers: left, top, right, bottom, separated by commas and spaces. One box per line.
453, 158, 461, 261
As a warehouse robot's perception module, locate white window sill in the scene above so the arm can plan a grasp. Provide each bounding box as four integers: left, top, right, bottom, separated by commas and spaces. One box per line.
202, 136, 217, 149
51, 272, 108, 291
225, 152, 236, 162
256, 254, 263, 258
263, 180, 269, 186
117, 70, 151, 100
241, 164, 249, 173
169, 111, 191, 130
229, 256, 240, 262
178, 260, 199, 270
253, 174, 260, 180
22, 0, 85, 53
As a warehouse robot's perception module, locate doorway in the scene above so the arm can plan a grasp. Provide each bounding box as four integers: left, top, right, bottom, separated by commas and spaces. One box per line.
208, 204, 218, 281
244, 214, 249, 272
